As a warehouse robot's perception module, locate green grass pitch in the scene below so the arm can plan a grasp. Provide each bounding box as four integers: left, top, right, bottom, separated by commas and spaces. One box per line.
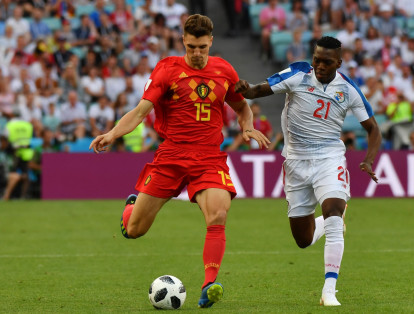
0, 198, 413, 313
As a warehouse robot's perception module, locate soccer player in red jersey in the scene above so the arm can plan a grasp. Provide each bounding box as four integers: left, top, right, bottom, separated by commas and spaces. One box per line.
90, 14, 270, 308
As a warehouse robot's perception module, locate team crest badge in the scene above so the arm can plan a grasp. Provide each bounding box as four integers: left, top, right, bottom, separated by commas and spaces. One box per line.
144, 175, 152, 186
334, 91, 345, 103
197, 83, 210, 99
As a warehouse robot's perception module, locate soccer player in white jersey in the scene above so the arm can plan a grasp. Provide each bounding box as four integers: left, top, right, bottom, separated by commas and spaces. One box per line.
235, 36, 382, 306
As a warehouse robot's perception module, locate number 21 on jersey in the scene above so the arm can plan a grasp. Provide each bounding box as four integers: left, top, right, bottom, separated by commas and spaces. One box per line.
313, 99, 330, 120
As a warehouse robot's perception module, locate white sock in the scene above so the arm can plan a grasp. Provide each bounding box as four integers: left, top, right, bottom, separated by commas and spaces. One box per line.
310, 216, 325, 246
323, 216, 344, 292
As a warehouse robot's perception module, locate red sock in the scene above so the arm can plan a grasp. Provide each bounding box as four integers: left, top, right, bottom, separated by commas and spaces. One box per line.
202, 225, 226, 289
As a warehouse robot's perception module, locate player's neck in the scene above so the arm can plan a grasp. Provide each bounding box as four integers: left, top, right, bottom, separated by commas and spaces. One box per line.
184, 54, 208, 70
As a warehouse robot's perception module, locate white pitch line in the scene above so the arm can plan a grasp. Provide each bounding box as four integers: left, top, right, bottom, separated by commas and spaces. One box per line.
0, 248, 412, 259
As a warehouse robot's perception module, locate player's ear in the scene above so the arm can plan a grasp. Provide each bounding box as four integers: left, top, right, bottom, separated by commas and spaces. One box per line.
337, 58, 342, 69
209, 35, 213, 47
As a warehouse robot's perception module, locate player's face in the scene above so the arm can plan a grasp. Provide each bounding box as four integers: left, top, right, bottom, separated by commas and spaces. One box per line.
183, 34, 213, 69
312, 46, 342, 84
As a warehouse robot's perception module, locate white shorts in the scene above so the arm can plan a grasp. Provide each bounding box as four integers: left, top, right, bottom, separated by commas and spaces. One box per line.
283, 156, 351, 218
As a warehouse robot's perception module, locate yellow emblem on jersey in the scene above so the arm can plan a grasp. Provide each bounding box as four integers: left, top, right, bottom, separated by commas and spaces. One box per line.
197, 83, 210, 99
144, 175, 152, 186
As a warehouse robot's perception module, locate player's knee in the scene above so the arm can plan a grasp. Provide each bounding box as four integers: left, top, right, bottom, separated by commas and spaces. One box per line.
206, 210, 227, 226
294, 237, 312, 249
127, 228, 147, 239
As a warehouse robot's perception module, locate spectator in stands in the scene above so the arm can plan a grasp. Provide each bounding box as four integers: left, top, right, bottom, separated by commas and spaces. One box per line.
359, 55, 377, 81
28, 128, 61, 198
373, 4, 400, 37
394, 63, 413, 92
0, 0, 14, 22
150, 13, 171, 50
10, 68, 36, 94
105, 66, 126, 101
309, 25, 323, 55
0, 132, 12, 197
286, 29, 307, 64
72, 14, 98, 47
145, 36, 162, 69
347, 61, 364, 87
51, 0, 75, 20
221, 0, 239, 37
97, 12, 120, 39
2, 115, 34, 200
313, 0, 333, 32
259, 0, 287, 60
401, 36, 414, 67
134, 0, 156, 29
101, 54, 119, 78
30, 7, 51, 40
89, 95, 114, 137
90, 0, 111, 28
6, 5, 31, 42
60, 19, 77, 43
36, 61, 61, 109
396, 0, 414, 17
53, 36, 73, 75
363, 27, 383, 60
287, 0, 309, 31
161, 0, 188, 32
0, 25, 17, 50
81, 66, 105, 104
60, 90, 87, 141
382, 90, 413, 149
387, 54, 404, 79
97, 35, 116, 67
0, 78, 14, 119
376, 35, 400, 70
42, 102, 61, 136
336, 19, 361, 50
353, 38, 366, 66
132, 57, 151, 100
124, 38, 145, 68
110, 0, 134, 33
226, 102, 273, 151
80, 49, 99, 76
59, 61, 83, 103
361, 77, 386, 114
19, 92, 43, 137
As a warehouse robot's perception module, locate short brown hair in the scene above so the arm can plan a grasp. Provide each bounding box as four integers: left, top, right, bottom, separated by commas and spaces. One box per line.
184, 14, 213, 37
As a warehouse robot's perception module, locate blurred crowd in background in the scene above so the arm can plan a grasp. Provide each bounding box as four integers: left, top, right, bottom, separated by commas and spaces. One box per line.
0, 0, 414, 200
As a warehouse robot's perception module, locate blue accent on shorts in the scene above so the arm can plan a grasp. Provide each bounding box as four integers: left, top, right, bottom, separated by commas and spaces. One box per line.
325, 272, 338, 279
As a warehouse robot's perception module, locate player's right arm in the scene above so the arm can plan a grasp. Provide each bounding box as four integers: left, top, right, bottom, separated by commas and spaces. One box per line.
234, 80, 273, 99
89, 99, 154, 153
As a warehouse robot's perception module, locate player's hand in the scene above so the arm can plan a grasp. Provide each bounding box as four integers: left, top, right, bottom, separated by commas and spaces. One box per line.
235, 80, 250, 94
89, 132, 115, 153
360, 161, 378, 183
242, 128, 271, 149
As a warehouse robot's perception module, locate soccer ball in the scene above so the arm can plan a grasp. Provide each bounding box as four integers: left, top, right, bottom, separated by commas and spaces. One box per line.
148, 275, 186, 310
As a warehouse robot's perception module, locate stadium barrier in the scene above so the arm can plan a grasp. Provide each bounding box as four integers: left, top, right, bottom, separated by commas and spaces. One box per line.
42, 151, 414, 199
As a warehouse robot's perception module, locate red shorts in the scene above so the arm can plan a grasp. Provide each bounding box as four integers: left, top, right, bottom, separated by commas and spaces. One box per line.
135, 141, 237, 202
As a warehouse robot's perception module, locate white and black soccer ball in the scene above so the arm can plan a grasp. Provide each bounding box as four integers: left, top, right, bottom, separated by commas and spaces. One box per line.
148, 275, 186, 310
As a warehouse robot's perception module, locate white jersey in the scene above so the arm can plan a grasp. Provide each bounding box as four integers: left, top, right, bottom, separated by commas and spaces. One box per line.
267, 62, 373, 160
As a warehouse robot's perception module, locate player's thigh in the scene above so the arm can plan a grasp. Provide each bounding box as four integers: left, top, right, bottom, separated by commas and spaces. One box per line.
313, 156, 350, 216
128, 192, 170, 233
289, 214, 316, 247
195, 188, 232, 226
283, 159, 318, 218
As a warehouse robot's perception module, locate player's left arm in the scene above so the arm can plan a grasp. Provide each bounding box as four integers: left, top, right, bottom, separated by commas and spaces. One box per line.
360, 116, 382, 183
227, 99, 271, 149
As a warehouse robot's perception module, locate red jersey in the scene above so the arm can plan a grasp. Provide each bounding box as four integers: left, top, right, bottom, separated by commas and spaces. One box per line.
142, 56, 244, 147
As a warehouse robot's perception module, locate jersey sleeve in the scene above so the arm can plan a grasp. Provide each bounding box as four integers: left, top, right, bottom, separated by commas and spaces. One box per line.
267, 61, 311, 94
142, 61, 168, 105
343, 75, 374, 122
224, 63, 244, 103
